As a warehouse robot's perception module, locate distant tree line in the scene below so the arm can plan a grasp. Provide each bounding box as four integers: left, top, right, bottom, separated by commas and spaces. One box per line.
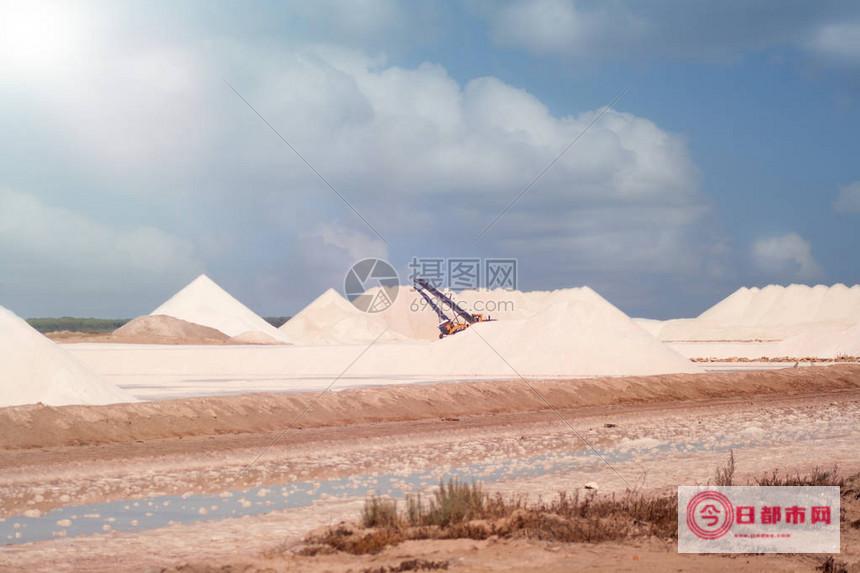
26, 317, 130, 333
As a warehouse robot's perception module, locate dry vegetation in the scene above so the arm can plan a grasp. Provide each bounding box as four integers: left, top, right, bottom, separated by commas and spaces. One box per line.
304, 478, 677, 555
754, 465, 843, 487
302, 455, 854, 561
713, 449, 736, 486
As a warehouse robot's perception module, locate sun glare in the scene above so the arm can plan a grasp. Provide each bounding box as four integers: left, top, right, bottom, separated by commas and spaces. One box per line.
0, 2, 82, 70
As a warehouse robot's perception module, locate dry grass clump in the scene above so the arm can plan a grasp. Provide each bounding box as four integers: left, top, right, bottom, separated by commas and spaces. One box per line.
754, 465, 843, 487
713, 449, 736, 486
362, 497, 400, 528
307, 478, 677, 555
361, 482, 487, 529
404, 480, 486, 527
711, 450, 842, 488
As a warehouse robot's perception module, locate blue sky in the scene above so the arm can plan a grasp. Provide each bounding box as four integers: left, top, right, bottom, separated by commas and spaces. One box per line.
1, 0, 859, 319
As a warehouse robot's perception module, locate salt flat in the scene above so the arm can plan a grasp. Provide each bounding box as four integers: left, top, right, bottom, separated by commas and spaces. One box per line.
62, 341, 604, 401
55, 277, 700, 403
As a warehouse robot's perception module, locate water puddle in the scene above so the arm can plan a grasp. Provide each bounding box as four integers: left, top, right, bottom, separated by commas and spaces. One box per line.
1, 438, 746, 546
3, 404, 851, 546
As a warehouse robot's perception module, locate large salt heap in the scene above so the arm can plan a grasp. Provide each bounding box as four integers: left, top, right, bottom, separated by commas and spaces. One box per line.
367, 284, 620, 341
0, 306, 135, 407
279, 289, 403, 344
699, 284, 860, 326
650, 284, 860, 341
152, 274, 289, 342
346, 286, 700, 377
288, 284, 700, 375
432, 287, 701, 376
392, 287, 542, 339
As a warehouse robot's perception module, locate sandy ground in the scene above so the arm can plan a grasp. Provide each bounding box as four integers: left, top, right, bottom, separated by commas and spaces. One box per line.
1, 366, 858, 571
2, 364, 858, 450
167, 536, 859, 573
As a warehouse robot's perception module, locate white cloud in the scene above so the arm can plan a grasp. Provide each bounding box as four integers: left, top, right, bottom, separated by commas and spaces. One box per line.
834, 181, 860, 213
231, 47, 700, 204
233, 47, 707, 280
808, 22, 860, 64
316, 223, 388, 264
0, 3, 712, 315
751, 233, 821, 280
0, 189, 203, 315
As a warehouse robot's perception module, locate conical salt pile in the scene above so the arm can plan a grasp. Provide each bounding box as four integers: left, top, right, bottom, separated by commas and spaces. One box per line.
151, 274, 289, 342
0, 306, 135, 407
652, 283, 860, 341
698, 284, 860, 326
431, 287, 701, 376
280, 288, 402, 344
345, 287, 700, 377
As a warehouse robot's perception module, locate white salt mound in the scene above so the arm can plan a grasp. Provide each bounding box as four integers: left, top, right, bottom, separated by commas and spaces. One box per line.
152, 274, 289, 342
357, 284, 635, 341
344, 287, 700, 377
279, 289, 404, 344
699, 284, 860, 326
284, 285, 598, 343
284, 285, 700, 375
650, 284, 860, 341
431, 288, 700, 376
0, 306, 135, 407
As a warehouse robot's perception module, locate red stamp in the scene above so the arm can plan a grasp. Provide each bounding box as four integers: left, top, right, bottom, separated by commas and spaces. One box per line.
686, 490, 734, 540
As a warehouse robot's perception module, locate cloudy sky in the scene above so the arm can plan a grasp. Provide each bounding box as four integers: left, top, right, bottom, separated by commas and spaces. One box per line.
1, 0, 859, 319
